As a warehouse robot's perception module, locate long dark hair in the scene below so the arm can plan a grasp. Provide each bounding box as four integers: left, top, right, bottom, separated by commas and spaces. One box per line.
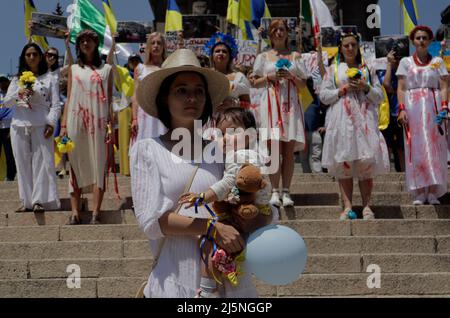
45, 47, 60, 72
76, 30, 102, 68
18, 43, 48, 76
156, 71, 213, 129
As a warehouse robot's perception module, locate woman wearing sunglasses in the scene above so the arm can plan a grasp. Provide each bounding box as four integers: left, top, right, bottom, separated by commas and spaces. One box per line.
2, 43, 61, 213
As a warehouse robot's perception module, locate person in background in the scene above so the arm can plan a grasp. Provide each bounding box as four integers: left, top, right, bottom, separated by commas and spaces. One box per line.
131, 32, 168, 145
319, 30, 389, 220
377, 49, 405, 172
60, 30, 114, 225
0, 75, 16, 181
3, 43, 61, 212
252, 18, 307, 208
397, 25, 449, 205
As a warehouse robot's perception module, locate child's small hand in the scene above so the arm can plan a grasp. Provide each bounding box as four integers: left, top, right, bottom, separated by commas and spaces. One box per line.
178, 192, 202, 208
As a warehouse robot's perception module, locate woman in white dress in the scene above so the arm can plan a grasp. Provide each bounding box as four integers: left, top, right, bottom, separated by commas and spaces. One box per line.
252, 18, 307, 207
397, 26, 449, 205
3, 43, 61, 212
60, 30, 113, 225
130, 32, 168, 144
319, 30, 389, 220
131, 49, 259, 298
204, 32, 251, 109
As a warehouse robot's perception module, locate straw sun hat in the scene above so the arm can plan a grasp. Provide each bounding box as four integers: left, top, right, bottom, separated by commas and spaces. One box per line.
136, 49, 230, 117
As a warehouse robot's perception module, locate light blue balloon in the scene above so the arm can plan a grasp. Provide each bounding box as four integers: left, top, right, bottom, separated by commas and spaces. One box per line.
245, 224, 308, 285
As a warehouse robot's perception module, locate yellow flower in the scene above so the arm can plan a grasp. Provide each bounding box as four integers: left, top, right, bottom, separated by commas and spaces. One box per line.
346, 68, 361, 79
431, 61, 441, 70
19, 71, 36, 89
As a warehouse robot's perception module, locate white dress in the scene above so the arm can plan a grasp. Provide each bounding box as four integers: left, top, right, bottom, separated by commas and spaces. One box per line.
134, 64, 167, 143
3, 72, 61, 209
319, 62, 390, 179
66, 63, 112, 193
253, 52, 307, 145
130, 138, 259, 298
396, 56, 449, 197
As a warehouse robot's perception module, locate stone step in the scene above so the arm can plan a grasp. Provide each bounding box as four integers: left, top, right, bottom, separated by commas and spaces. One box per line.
3, 204, 450, 228
287, 205, 450, 220
0, 235, 448, 262
2, 253, 450, 281
2, 273, 450, 297
2, 220, 450, 241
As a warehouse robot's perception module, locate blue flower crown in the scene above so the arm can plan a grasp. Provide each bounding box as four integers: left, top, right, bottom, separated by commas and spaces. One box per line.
204, 32, 239, 60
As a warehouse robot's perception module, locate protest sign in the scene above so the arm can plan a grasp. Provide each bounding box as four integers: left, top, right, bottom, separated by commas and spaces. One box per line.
116, 21, 152, 43
30, 12, 67, 39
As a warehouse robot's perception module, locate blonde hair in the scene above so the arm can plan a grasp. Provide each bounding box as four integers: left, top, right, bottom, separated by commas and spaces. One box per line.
145, 32, 167, 65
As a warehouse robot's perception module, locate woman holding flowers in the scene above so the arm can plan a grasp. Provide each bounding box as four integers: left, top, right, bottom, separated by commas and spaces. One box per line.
396, 26, 449, 205
60, 30, 114, 225
319, 29, 389, 220
252, 18, 307, 208
3, 43, 61, 212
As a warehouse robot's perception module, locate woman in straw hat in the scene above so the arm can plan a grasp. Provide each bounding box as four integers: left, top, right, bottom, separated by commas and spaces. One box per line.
130, 32, 168, 144
131, 49, 261, 298
60, 30, 114, 225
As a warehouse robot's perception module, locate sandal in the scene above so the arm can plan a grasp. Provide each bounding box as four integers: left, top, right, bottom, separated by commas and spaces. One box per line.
362, 207, 375, 220
68, 215, 81, 225
33, 204, 45, 213
16, 205, 32, 213
340, 208, 357, 221
90, 214, 101, 225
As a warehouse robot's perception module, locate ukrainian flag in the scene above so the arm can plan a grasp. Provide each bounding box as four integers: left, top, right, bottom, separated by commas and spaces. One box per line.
24, 0, 49, 50
401, 0, 419, 35
227, 0, 271, 40
103, 0, 118, 35
114, 65, 135, 98
165, 0, 183, 33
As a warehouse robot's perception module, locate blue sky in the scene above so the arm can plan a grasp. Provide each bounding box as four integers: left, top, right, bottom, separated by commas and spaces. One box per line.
0, 0, 448, 75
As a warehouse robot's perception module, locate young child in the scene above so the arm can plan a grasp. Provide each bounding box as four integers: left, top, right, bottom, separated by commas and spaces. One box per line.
179, 107, 273, 298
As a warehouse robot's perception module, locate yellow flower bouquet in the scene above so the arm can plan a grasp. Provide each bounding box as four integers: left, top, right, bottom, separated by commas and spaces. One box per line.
18, 71, 36, 109
346, 68, 362, 79
55, 136, 75, 154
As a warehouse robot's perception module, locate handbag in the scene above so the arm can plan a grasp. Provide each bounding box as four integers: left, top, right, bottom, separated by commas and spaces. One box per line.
135, 163, 200, 298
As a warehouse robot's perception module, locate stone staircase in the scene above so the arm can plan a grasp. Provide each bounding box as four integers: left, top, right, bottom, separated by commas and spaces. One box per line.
1, 166, 450, 297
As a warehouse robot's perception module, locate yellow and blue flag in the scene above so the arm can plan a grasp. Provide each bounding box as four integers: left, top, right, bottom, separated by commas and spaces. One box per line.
227, 0, 271, 40
401, 0, 419, 36
165, 0, 183, 33
24, 0, 49, 50
114, 65, 135, 98
102, 0, 118, 35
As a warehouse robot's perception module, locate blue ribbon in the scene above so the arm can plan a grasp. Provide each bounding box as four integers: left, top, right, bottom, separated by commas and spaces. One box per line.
195, 200, 219, 263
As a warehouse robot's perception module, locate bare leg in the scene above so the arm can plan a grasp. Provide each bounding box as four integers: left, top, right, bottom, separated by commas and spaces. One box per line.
281, 141, 296, 190
70, 189, 82, 218
359, 179, 374, 208
92, 185, 105, 217
338, 178, 354, 211
268, 140, 281, 192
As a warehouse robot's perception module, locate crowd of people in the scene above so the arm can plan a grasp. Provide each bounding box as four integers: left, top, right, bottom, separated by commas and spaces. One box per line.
0, 18, 448, 297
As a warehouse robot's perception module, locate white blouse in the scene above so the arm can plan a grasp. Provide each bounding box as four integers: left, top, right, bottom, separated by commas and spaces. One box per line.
3, 72, 60, 128
130, 138, 260, 298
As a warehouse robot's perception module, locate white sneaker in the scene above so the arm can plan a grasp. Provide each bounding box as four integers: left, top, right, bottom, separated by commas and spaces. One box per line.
270, 192, 282, 207
282, 192, 294, 207
427, 193, 440, 205
413, 193, 426, 205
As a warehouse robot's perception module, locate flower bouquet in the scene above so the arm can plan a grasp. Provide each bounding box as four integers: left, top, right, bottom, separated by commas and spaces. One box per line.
18, 71, 36, 109
346, 68, 362, 80
55, 136, 75, 154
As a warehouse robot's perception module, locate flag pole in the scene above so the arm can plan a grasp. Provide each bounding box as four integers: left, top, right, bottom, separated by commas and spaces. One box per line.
399, 0, 403, 34
298, 0, 303, 53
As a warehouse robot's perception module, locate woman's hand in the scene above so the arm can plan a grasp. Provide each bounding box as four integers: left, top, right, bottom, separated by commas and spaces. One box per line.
397, 110, 408, 126
178, 192, 198, 208
349, 78, 369, 92
18, 88, 33, 97
130, 118, 138, 139
44, 124, 54, 139
387, 50, 397, 65
214, 222, 245, 254
277, 69, 295, 80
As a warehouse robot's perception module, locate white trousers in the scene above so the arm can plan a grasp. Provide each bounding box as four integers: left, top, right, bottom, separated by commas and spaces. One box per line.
11, 125, 60, 210
299, 130, 323, 173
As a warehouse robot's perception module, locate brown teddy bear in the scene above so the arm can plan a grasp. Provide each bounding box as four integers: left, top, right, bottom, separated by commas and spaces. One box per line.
212, 163, 268, 233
